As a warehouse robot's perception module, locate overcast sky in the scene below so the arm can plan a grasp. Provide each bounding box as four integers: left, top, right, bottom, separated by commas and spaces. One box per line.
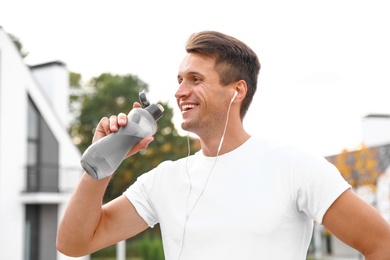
1, 0, 389, 156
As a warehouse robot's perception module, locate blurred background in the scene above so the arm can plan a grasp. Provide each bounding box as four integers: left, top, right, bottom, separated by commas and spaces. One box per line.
2, 0, 390, 156
1, 0, 389, 259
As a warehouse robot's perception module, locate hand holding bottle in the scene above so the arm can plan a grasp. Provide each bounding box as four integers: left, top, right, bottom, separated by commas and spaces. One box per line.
80, 92, 164, 180
92, 102, 153, 158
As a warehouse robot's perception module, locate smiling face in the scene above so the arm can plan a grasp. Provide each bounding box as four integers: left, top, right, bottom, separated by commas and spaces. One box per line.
175, 53, 233, 138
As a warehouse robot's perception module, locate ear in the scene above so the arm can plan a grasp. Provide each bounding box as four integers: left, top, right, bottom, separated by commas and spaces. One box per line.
233, 80, 247, 102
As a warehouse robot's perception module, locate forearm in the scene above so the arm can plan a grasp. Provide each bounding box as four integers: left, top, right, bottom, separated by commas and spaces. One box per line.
364, 248, 390, 260
57, 172, 111, 256
362, 233, 390, 260
324, 189, 390, 260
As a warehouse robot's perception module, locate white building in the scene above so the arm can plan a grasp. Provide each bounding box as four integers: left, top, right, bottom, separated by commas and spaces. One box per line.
0, 27, 88, 260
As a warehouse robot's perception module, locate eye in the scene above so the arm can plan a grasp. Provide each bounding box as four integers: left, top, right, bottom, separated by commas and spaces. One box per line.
177, 77, 183, 84
191, 77, 201, 84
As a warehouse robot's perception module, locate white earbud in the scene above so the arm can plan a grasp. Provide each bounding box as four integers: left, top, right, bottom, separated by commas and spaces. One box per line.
231, 90, 238, 102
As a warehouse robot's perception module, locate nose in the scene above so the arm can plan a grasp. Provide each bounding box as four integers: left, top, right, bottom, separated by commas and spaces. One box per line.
175, 80, 191, 100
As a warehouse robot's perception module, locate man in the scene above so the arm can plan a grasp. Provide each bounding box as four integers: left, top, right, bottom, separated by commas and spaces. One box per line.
57, 31, 390, 259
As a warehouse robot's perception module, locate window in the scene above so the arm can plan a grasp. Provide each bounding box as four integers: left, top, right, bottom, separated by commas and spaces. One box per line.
25, 204, 58, 260
26, 97, 59, 192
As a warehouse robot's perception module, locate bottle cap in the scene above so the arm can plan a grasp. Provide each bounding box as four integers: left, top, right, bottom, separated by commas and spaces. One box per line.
146, 103, 164, 121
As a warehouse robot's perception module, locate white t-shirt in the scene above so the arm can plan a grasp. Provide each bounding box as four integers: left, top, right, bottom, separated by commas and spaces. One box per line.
124, 137, 350, 260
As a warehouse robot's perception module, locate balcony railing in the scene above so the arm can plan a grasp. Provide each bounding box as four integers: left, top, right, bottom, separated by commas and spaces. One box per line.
26, 164, 59, 192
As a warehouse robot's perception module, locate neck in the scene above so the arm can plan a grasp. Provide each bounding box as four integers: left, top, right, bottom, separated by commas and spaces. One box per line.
200, 127, 251, 157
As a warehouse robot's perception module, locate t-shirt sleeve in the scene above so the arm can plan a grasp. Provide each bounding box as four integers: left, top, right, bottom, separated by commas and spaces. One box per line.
123, 171, 159, 228
292, 148, 351, 224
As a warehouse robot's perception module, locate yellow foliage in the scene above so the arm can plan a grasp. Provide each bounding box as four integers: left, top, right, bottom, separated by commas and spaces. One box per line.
331, 143, 379, 188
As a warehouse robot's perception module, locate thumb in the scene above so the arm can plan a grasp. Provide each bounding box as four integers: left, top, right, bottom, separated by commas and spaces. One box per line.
126, 136, 154, 158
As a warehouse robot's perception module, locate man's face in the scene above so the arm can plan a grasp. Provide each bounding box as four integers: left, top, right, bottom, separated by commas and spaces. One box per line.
175, 53, 232, 136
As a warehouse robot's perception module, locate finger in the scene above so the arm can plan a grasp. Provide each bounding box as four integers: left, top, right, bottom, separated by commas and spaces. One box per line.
92, 117, 110, 143
133, 102, 142, 108
117, 112, 127, 126
97, 117, 111, 135
125, 136, 154, 158
137, 136, 154, 149
109, 115, 119, 132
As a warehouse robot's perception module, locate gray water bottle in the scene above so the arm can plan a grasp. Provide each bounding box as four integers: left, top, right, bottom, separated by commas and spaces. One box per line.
80, 92, 164, 180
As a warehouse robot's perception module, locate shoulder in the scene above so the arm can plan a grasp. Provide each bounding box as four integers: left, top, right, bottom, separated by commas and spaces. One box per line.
249, 136, 340, 178
248, 136, 302, 161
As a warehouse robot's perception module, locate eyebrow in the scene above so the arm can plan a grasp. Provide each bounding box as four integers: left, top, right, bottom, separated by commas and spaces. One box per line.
177, 71, 204, 80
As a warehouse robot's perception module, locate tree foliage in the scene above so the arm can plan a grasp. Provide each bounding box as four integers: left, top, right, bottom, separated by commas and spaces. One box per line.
329, 144, 379, 187
68, 72, 83, 122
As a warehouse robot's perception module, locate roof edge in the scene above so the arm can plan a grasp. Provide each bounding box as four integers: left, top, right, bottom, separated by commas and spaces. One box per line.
29, 60, 67, 69
364, 114, 390, 119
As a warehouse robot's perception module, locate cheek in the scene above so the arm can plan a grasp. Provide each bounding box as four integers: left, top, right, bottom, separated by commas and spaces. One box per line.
192, 86, 206, 100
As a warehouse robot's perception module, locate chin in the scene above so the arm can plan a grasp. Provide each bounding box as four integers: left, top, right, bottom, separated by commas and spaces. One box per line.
181, 123, 189, 132
181, 121, 195, 133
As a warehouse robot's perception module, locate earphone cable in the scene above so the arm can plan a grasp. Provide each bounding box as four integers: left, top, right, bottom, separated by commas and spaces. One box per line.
177, 98, 233, 260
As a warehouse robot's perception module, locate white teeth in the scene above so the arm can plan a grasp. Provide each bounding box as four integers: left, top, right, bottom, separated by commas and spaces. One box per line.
182, 104, 197, 111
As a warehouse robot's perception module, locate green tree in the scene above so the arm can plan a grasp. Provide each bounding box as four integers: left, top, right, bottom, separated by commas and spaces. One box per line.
68, 72, 83, 125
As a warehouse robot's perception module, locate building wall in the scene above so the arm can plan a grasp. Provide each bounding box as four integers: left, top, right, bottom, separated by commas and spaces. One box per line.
0, 27, 30, 260
0, 27, 87, 260
362, 114, 390, 147
31, 61, 70, 128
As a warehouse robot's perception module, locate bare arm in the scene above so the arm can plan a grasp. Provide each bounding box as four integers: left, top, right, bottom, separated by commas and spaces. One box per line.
323, 189, 390, 259
56, 173, 148, 256
57, 104, 152, 257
